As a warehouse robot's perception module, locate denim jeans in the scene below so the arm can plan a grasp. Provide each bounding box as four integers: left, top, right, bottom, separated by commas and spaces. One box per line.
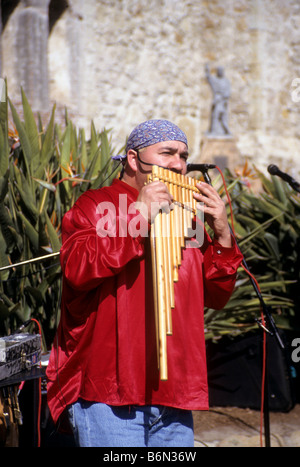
68, 400, 194, 447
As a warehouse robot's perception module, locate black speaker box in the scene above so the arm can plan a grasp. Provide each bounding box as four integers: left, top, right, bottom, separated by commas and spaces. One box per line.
206, 330, 297, 412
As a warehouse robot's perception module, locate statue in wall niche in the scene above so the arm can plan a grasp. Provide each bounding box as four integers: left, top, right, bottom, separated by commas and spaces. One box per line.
205, 63, 231, 137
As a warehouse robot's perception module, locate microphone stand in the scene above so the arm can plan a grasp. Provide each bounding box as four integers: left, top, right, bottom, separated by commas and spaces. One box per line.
187, 164, 285, 448
0, 251, 60, 272
267, 165, 300, 194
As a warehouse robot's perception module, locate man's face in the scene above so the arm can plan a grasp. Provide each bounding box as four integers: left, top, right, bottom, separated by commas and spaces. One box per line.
135, 140, 189, 188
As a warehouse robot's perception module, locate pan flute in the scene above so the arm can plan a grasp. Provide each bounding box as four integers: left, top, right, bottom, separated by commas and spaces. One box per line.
147, 165, 200, 380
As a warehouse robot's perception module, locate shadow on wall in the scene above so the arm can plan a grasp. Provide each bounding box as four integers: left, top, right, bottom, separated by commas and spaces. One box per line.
1, 0, 68, 32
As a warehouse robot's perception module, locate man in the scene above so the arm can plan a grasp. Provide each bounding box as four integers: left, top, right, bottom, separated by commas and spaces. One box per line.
46, 119, 243, 447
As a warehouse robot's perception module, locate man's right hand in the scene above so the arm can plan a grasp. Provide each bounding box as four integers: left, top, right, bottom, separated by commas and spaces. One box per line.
135, 181, 173, 223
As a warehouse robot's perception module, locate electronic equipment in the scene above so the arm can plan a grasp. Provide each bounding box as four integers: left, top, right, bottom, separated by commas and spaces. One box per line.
0, 334, 41, 381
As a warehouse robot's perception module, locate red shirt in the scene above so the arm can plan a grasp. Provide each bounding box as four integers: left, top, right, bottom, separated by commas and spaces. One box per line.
46, 179, 243, 423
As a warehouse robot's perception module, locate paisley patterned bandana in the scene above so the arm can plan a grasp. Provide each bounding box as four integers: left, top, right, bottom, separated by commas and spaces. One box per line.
126, 119, 188, 152
112, 119, 188, 161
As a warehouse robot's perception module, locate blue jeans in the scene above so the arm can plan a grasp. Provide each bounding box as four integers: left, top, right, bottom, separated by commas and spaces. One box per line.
68, 400, 194, 447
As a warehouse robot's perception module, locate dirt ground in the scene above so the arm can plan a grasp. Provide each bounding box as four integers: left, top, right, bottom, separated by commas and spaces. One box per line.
193, 404, 300, 447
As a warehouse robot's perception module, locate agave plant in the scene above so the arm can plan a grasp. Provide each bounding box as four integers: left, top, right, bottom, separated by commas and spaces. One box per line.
204, 165, 300, 340
0, 85, 122, 346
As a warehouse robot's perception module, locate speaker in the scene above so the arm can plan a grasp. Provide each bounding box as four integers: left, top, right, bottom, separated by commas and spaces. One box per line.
206, 331, 297, 412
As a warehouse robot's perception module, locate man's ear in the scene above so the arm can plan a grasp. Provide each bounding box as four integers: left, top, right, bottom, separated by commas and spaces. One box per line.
126, 149, 138, 172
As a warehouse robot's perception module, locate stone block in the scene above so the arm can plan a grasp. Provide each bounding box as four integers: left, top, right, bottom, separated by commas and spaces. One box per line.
198, 135, 241, 172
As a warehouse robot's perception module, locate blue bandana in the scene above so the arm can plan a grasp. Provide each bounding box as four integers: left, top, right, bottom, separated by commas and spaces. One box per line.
112, 119, 188, 161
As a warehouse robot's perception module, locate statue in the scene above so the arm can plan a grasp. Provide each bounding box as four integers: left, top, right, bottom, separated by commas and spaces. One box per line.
205, 64, 231, 137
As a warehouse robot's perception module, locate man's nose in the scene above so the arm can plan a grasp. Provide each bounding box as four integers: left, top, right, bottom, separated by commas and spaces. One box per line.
168, 155, 186, 174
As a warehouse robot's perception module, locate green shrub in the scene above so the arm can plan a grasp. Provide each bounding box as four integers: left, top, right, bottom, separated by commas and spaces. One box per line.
0, 85, 122, 346
204, 166, 300, 340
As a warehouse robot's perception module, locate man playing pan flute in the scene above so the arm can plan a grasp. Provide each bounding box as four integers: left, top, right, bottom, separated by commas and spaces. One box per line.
46, 119, 243, 447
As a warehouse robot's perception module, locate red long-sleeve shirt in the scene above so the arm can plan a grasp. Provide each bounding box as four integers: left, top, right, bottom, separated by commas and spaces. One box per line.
46, 179, 243, 423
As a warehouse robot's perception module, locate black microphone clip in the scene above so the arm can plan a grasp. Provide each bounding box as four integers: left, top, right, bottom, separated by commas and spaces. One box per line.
186, 163, 216, 173
186, 163, 216, 184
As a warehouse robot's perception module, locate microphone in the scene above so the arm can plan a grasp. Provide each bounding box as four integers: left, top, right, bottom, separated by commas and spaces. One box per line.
186, 163, 216, 173
11, 319, 33, 334
267, 164, 300, 192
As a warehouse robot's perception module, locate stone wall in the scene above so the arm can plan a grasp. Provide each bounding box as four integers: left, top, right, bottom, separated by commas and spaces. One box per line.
1, 0, 300, 176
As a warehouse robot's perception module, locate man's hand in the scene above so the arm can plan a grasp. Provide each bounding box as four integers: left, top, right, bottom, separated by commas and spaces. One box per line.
194, 182, 232, 247
136, 181, 173, 223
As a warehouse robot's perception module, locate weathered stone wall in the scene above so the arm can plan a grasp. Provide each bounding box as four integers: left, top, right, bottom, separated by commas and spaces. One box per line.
1, 0, 300, 176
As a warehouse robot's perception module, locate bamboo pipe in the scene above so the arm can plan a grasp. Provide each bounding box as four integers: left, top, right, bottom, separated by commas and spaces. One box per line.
148, 166, 200, 381
151, 165, 168, 380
